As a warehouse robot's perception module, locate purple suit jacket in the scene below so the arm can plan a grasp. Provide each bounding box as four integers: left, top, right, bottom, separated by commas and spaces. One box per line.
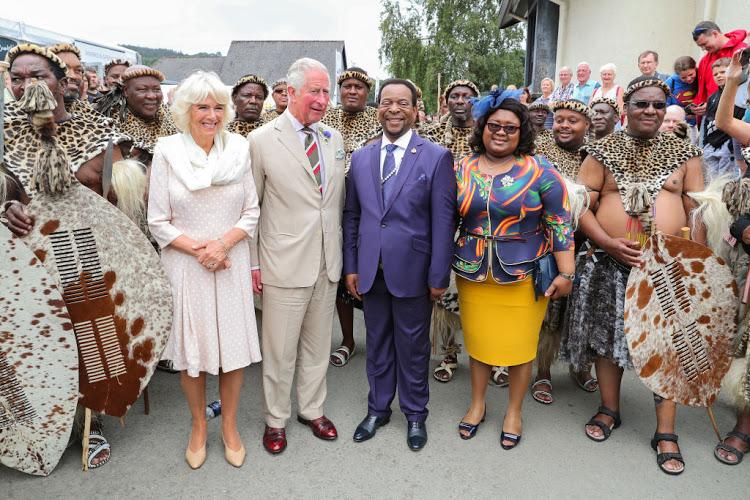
343, 133, 456, 298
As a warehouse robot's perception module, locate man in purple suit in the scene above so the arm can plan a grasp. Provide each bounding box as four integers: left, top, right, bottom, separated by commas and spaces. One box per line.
343, 78, 456, 451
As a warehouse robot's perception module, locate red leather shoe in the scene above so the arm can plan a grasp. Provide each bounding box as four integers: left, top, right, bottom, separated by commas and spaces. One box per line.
297, 415, 338, 440
263, 425, 287, 454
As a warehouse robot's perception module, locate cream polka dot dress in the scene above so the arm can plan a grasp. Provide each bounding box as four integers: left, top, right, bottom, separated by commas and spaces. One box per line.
148, 139, 261, 377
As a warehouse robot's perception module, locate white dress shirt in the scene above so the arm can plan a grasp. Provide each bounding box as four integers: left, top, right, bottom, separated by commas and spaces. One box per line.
379, 128, 413, 178
285, 109, 326, 190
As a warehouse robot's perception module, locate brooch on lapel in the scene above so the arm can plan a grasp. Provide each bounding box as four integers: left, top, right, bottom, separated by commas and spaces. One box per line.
501, 175, 514, 187
318, 128, 332, 145
335, 148, 345, 160
410, 147, 417, 154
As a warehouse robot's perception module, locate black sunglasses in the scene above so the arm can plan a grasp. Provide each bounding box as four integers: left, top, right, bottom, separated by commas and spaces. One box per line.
629, 100, 667, 110
486, 123, 520, 135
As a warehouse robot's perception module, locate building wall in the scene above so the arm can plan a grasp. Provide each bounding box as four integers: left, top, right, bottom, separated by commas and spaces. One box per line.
552, 0, 750, 88
714, 0, 750, 42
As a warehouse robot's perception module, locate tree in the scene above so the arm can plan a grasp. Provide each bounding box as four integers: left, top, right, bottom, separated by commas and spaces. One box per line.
121, 45, 222, 68
379, 0, 526, 113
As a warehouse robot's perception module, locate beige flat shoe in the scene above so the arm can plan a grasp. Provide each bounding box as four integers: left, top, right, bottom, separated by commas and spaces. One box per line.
185, 443, 207, 470
222, 433, 246, 468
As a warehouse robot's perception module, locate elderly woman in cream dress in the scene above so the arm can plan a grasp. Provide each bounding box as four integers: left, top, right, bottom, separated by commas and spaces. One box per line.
148, 71, 260, 469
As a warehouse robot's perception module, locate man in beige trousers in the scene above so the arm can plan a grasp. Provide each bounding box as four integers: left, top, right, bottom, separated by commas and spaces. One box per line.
248, 58, 346, 454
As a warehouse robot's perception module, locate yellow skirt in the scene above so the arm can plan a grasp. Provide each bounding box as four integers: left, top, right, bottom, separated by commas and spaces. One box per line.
456, 276, 549, 366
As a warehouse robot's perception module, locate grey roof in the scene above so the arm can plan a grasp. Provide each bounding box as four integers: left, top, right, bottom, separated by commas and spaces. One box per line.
153, 56, 225, 82
221, 40, 346, 86
153, 40, 347, 88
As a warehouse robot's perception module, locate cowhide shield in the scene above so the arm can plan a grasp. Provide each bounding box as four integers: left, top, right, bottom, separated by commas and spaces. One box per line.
21, 182, 172, 417
0, 225, 78, 476
624, 232, 737, 407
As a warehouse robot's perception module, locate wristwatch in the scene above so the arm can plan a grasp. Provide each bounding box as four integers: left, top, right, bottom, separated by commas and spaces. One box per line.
559, 272, 575, 281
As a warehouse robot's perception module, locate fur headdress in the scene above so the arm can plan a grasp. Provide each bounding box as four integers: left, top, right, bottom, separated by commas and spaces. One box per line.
528, 100, 551, 113
232, 74, 268, 98
337, 68, 373, 89
551, 99, 594, 121
589, 96, 619, 115
444, 79, 480, 100
623, 77, 671, 102
47, 43, 81, 59
104, 59, 131, 76
5, 43, 67, 76
271, 79, 287, 90
120, 65, 165, 83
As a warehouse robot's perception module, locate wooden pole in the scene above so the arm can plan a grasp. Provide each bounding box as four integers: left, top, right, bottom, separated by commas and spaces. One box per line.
678, 224, 724, 441
707, 406, 722, 441
437, 73, 441, 115
143, 386, 150, 415
81, 408, 92, 471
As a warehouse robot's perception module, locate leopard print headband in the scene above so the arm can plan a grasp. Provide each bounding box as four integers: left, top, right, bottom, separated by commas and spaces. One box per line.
337, 70, 373, 89
444, 79, 480, 99
233, 74, 268, 97
528, 101, 550, 112
47, 43, 81, 59
589, 96, 619, 114
121, 65, 165, 83
551, 99, 594, 121
623, 78, 671, 102
105, 59, 131, 75
5, 43, 67, 75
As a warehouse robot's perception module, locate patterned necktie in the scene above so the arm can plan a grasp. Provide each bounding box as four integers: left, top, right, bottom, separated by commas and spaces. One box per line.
302, 127, 323, 195
382, 143, 398, 204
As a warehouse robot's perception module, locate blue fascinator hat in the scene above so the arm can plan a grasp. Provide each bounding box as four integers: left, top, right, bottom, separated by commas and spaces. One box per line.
470, 88, 524, 121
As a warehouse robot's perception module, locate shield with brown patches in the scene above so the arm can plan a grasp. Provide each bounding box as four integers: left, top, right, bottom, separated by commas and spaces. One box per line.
0, 225, 78, 476
625, 232, 737, 406
21, 182, 172, 417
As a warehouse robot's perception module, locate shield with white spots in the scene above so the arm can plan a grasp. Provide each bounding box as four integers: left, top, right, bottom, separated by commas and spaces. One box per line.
624, 232, 737, 407
21, 182, 172, 417
0, 225, 78, 476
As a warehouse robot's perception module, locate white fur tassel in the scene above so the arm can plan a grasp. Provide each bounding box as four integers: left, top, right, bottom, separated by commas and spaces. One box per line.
111, 159, 147, 224
689, 175, 734, 261
564, 178, 590, 230
721, 354, 750, 411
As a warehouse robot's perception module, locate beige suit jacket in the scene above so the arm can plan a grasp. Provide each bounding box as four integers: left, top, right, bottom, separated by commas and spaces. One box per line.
248, 112, 345, 288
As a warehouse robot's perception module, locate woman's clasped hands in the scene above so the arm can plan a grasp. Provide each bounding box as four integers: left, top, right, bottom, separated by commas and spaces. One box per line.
193, 239, 231, 272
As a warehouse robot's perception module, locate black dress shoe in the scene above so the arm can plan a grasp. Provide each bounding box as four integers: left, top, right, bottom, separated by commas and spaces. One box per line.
353, 415, 390, 442
407, 421, 427, 451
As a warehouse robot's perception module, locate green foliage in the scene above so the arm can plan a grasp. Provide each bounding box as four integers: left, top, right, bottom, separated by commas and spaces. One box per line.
379, 0, 526, 113
121, 44, 222, 68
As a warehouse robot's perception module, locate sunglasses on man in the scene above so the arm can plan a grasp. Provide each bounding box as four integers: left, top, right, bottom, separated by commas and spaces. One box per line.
629, 100, 667, 110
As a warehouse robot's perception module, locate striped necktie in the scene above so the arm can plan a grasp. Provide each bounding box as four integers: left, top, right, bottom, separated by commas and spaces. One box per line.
302, 127, 323, 195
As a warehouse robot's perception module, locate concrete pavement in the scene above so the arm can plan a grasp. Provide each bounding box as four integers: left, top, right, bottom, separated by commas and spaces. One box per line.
3, 310, 747, 499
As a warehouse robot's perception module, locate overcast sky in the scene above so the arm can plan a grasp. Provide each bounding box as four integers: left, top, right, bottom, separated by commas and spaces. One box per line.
3, 1, 388, 77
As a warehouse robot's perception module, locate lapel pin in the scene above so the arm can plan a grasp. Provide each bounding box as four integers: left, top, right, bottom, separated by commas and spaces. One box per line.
411, 148, 417, 154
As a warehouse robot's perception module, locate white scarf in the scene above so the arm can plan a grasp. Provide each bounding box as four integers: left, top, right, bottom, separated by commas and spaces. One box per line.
166, 131, 249, 191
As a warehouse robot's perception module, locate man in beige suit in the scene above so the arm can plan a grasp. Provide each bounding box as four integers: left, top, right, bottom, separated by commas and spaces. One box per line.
248, 58, 345, 454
